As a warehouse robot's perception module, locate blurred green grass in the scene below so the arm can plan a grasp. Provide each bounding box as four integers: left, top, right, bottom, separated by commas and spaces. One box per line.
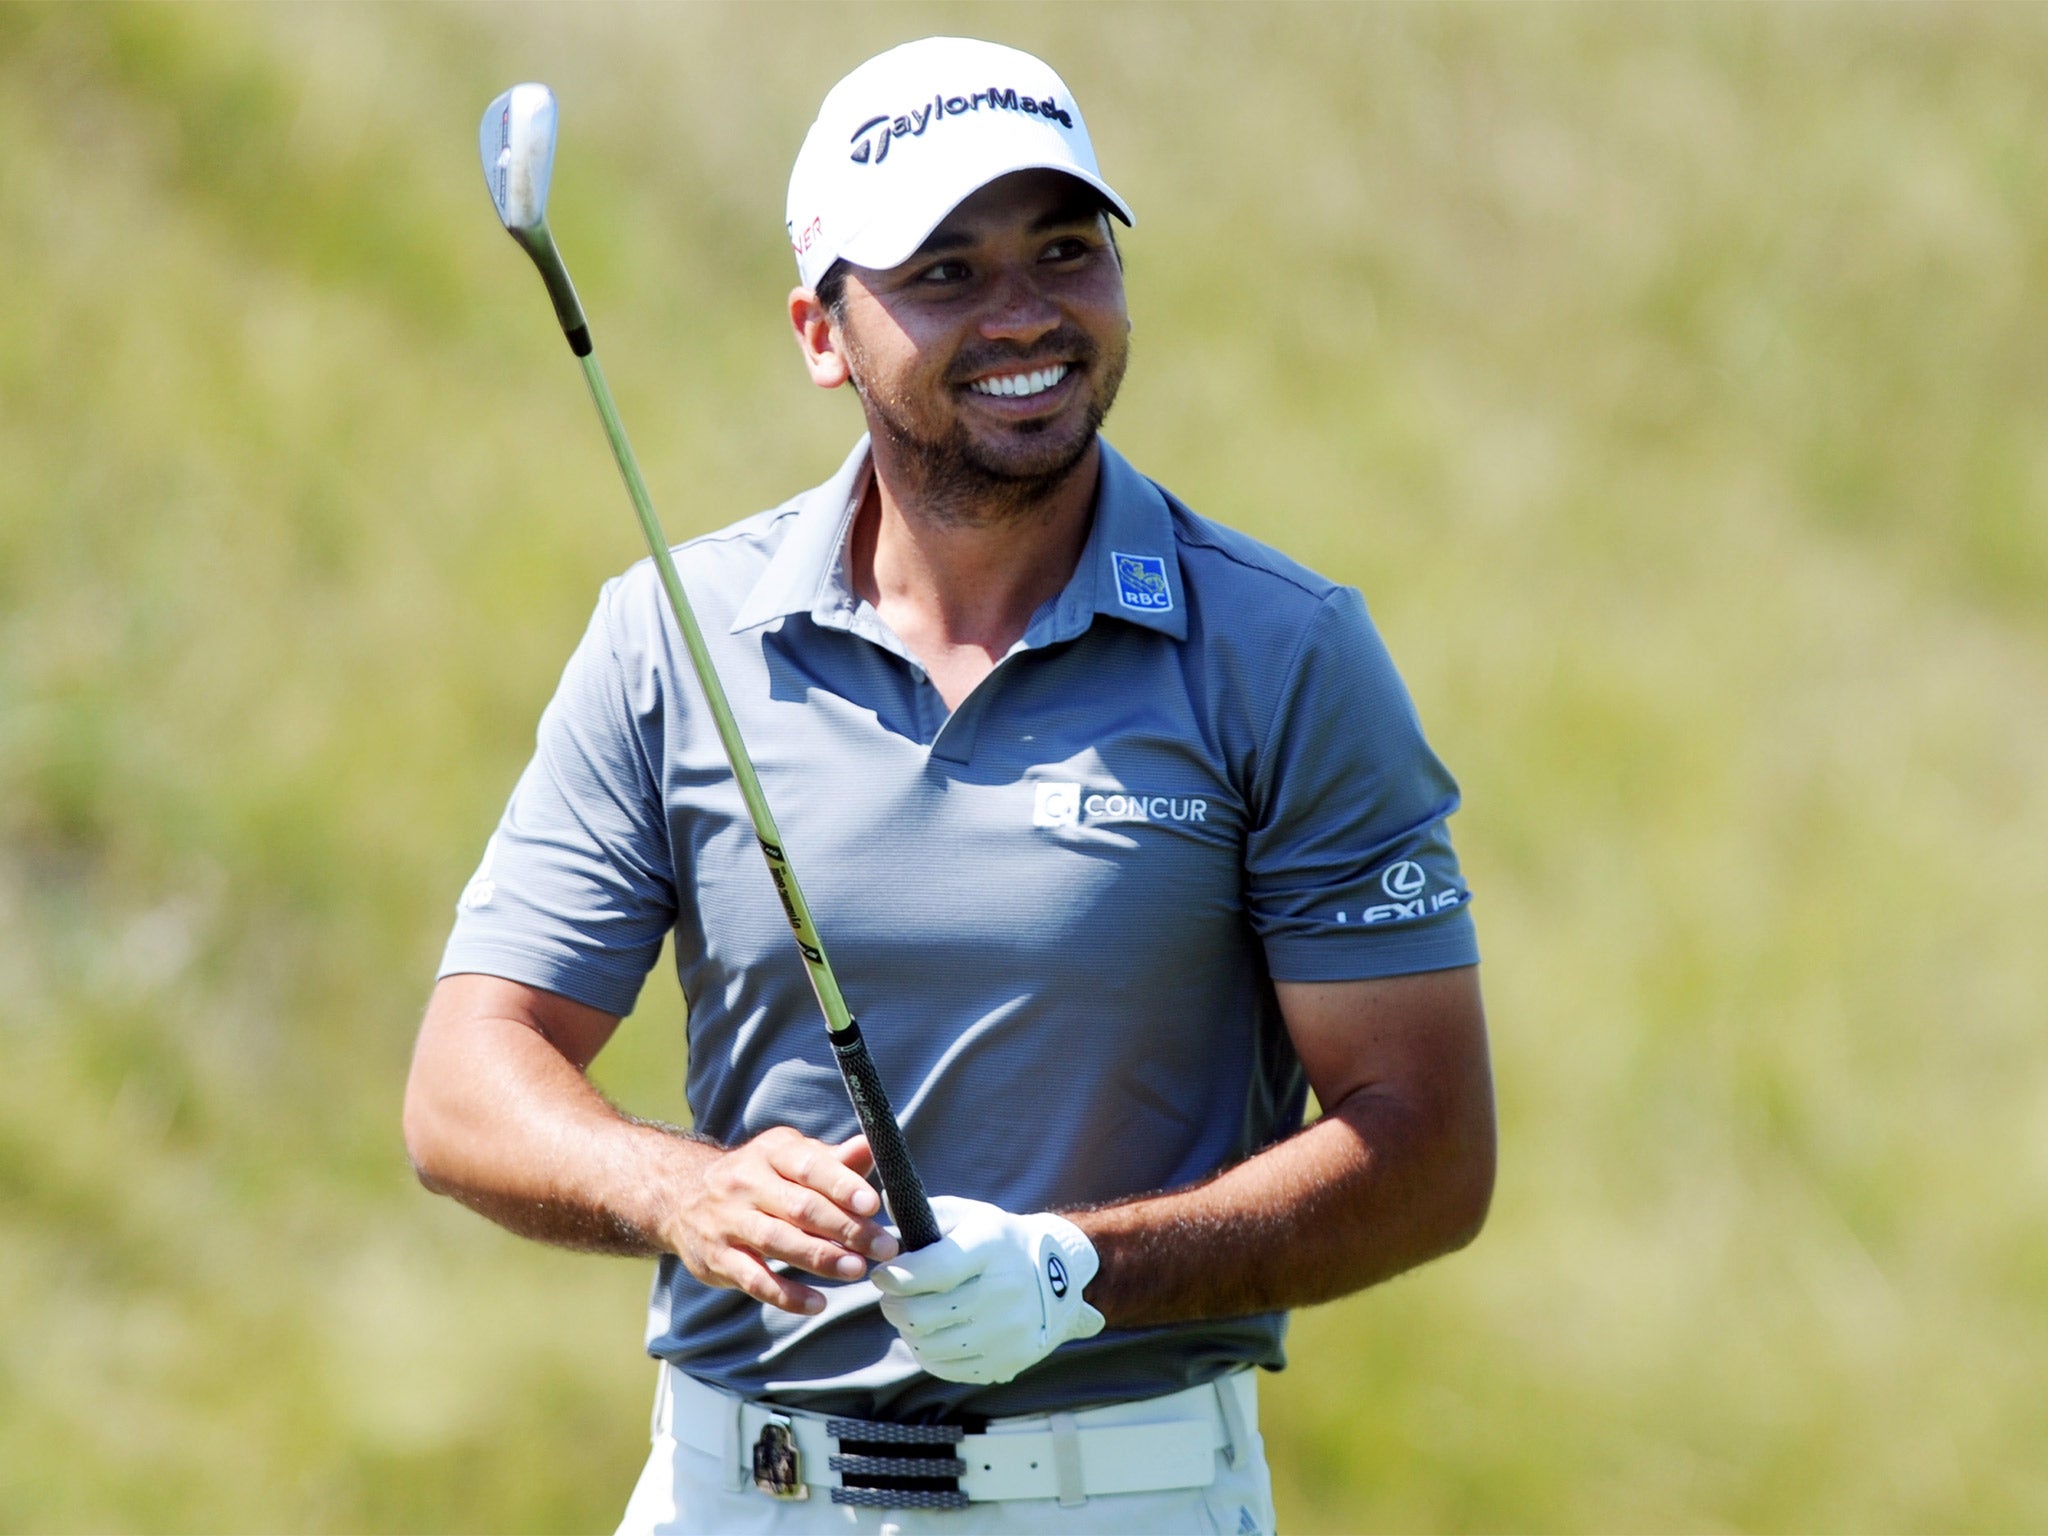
3, 2, 2045, 1530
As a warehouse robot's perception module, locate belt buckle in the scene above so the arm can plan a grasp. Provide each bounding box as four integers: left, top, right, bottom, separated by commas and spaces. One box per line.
751, 1413, 808, 1501
825, 1416, 970, 1510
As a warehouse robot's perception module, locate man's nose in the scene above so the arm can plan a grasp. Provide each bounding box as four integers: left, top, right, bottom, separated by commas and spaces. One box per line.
977, 265, 1061, 345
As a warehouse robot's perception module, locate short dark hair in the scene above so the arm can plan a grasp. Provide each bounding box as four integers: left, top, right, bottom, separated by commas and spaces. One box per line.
814, 258, 851, 320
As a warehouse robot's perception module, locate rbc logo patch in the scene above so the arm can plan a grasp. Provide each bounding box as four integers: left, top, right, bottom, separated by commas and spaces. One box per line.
1111, 551, 1173, 612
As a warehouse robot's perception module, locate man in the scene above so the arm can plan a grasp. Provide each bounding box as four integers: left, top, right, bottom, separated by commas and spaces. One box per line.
405, 35, 1494, 1535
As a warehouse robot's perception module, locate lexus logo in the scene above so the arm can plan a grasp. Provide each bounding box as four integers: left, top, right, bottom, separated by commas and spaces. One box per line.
1047, 1254, 1069, 1298
1381, 861, 1427, 899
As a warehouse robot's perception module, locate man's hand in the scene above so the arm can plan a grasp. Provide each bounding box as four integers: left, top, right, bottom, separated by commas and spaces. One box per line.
669, 1129, 900, 1316
406, 968, 1493, 1344
404, 975, 900, 1317
870, 1195, 1105, 1384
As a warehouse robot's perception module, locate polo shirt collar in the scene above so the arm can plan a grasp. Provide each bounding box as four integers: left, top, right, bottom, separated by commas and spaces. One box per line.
1051, 436, 1188, 643
729, 435, 1186, 644
729, 438, 872, 634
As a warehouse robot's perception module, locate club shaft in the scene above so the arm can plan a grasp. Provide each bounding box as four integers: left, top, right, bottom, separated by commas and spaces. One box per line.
572, 348, 941, 1252
576, 351, 845, 1021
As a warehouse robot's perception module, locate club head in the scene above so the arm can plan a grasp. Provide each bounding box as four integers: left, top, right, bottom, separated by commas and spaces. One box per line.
481, 83, 558, 234
479, 82, 589, 350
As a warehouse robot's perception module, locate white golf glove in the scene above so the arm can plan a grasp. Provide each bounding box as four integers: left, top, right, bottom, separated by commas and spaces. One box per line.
871, 1196, 1105, 1385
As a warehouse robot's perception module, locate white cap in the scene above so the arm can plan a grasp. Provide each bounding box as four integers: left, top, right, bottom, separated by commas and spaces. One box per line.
786, 37, 1134, 291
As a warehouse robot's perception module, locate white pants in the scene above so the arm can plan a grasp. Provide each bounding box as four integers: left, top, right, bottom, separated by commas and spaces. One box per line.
617, 1367, 1277, 1536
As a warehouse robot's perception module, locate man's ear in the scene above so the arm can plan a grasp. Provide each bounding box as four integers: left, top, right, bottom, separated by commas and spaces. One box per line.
789, 288, 852, 390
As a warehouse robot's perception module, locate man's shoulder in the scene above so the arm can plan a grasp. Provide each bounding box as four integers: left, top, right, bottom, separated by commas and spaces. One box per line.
601, 499, 806, 620
1151, 481, 1345, 621
603, 439, 869, 629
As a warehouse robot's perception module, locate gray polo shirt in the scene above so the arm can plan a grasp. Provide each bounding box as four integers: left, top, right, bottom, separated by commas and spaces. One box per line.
440, 436, 1478, 1420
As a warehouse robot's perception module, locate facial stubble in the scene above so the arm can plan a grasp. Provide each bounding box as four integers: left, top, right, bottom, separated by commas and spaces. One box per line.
842, 322, 1130, 530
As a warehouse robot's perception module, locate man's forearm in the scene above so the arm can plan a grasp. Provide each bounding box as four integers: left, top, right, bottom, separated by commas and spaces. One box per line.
422, 1115, 714, 1258
405, 1004, 715, 1257
405, 976, 898, 1314
1071, 1084, 1495, 1327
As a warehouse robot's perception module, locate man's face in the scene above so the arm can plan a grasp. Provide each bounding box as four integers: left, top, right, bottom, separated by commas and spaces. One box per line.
824, 170, 1130, 516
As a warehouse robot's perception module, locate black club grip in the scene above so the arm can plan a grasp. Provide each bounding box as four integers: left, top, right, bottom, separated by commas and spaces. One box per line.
829, 1021, 941, 1251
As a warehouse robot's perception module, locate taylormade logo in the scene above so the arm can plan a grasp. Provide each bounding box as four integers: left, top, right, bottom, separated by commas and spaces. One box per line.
1032, 782, 1208, 828
849, 86, 1074, 165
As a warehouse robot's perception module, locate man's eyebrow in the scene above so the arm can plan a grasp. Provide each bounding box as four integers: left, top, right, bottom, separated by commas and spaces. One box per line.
910, 228, 976, 258
1030, 197, 1108, 232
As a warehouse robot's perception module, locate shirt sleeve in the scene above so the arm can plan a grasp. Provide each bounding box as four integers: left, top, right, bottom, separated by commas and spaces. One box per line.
437, 581, 677, 1016
1245, 585, 1479, 982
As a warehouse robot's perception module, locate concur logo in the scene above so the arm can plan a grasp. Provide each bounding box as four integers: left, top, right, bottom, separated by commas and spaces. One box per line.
1031, 781, 1209, 828
849, 86, 1074, 165
1033, 782, 1081, 828
1083, 792, 1207, 824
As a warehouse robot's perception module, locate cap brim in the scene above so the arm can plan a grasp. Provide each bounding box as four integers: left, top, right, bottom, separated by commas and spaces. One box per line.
835, 160, 1134, 275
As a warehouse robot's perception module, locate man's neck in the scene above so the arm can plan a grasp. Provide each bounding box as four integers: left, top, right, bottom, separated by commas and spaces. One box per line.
850, 439, 1100, 688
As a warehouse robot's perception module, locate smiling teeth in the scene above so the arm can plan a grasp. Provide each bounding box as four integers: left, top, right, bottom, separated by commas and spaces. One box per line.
970, 364, 1070, 398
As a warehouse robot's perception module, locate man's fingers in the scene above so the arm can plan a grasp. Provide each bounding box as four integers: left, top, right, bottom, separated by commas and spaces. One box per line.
744, 1174, 895, 1264
889, 1293, 974, 1331
763, 1181, 888, 1257
771, 1133, 883, 1218
907, 1332, 984, 1364
871, 1237, 983, 1296
713, 1246, 825, 1316
756, 1133, 893, 1256
739, 1211, 874, 1282
680, 1132, 907, 1303
835, 1134, 877, 1183
879, 1289, 979, 1338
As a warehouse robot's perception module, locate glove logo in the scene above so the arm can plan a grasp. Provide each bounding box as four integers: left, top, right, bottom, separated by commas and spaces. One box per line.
1047, 1253, 1069, 1298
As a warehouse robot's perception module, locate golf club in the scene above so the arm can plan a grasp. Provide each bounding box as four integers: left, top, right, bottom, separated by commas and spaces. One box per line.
478, 83, 941, 1253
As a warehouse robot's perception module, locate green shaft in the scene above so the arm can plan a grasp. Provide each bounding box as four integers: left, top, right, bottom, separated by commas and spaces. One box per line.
575, 351, 856, 1036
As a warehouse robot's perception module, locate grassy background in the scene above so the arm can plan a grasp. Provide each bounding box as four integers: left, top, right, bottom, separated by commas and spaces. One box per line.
4, 2, 2046, 1530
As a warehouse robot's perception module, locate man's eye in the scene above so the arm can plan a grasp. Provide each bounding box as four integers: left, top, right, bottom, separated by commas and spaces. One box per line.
1042, 238, 1093, 263
918, 260, 971, 284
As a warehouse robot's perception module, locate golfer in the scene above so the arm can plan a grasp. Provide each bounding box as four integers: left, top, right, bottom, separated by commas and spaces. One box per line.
406, 36, 1494, 1534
